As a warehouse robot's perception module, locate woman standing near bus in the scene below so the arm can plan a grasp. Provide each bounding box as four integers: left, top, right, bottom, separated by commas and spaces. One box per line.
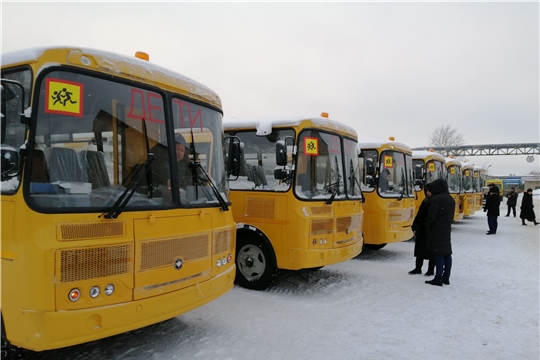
520, 188, 539, 225
409, 184, 435, 276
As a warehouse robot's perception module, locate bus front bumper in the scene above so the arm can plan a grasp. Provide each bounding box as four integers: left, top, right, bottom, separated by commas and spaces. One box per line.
8, 265, 235, 351
286, 238, 363, 270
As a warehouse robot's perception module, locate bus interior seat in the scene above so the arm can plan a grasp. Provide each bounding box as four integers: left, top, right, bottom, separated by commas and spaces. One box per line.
297, 173, 310, 192
80, 150, 110, 189
49, 147, 84, 182
246, 165, 268, 189
30, 149, 49, 183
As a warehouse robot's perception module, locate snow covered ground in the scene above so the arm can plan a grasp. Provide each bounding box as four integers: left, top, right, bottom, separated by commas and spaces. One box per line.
13, 194, 540, 360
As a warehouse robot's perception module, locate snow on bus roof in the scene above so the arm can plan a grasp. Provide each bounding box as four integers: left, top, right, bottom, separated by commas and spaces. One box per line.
445, 157, 462, 166
357, 139, 412, 153
1, 46, 221, 106
223, 116, 358, 137
412, 150, 446, 161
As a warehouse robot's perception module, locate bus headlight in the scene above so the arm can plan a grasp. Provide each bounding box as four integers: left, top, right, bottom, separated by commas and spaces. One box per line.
90, 286, 100, 298
104, 284, 115, 296
68, 288, 81, 302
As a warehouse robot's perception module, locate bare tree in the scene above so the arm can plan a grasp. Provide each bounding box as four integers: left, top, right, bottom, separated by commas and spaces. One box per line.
428, 124, 465, 147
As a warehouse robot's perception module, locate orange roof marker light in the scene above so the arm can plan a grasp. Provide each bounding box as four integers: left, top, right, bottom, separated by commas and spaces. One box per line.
389, 136, 395, 141
321, 112, 329, 118
135, 51, 150, 61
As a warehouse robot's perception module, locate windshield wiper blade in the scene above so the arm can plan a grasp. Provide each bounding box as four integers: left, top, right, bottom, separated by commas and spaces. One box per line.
100, 153, 155, 219
194, 163, 229, 211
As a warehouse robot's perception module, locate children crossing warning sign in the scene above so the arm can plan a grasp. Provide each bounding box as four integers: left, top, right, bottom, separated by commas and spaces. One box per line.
45, 78, 83, 117
305, 137, 318, 156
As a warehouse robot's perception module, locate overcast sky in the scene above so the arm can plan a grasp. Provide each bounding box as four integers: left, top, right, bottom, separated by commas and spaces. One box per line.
2, 1, 539, 176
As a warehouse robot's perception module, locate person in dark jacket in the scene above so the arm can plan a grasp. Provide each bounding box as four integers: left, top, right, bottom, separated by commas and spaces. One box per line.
519, 188, 539, 225
424, 179, 455, 286
505, 187, 518, 217
409, 184, 435, 276
484, 184, 502, 234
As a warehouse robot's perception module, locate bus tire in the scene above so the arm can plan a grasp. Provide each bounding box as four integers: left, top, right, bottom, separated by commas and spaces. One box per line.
1, 315, 20, 360
235, 233, 277, 290
364, 243, 387, 250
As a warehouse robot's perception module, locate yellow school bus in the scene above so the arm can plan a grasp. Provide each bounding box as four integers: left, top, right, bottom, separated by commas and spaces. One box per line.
461, 161, 476, 216
445, 157, 464, 221
412, 150, 447, 217
487, 178, 504, 194
224, 114, 364, 290
473, 165, 486, 210
358, 138, 415, 249
1, 47, 236, 351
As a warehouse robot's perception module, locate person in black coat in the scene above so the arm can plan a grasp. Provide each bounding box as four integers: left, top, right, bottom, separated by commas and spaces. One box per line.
483, 183, 502, 235
425, 179, 455, 286
519, 188, 539, 225
409, 184, 435, 276
505, 187, 518, 217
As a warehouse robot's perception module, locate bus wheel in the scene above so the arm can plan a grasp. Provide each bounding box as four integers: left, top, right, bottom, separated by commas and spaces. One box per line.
364, 243, 387, 250
1, 315, 20, 359
235, 235, 277, 290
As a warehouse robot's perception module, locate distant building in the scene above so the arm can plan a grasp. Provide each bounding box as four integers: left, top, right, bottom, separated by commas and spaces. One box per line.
520, 174, 540, 191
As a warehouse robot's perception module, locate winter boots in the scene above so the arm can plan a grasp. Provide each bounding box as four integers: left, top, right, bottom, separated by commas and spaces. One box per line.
425, 279, 443, 286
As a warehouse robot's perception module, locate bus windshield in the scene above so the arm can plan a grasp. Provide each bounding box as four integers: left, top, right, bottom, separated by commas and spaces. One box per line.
425, 160, 446, 184
377, 150, 414, 199
462, 169, 473, 192
295, 130, 346, 200
23, 69, 227, 211
447, 165, 461, 194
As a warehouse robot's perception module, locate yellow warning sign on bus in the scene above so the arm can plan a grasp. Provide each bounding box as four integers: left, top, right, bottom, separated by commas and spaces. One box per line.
383, 155, 393, 168
428, 163, 435, 172
305, 137, 318, 156
45, 79, 83, 117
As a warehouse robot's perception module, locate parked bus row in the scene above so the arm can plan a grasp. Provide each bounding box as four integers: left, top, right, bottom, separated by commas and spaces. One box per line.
0, 47, 489, 354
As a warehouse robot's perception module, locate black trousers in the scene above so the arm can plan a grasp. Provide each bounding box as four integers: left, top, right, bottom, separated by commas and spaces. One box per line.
506, 205, 516, 216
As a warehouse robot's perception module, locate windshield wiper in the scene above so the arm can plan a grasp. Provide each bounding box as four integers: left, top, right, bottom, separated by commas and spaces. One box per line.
187, 128, 228, 211
326, 156, 342, 205
398, 169, 406, 201
193, 162, 229, 211
100, 153, 155, 219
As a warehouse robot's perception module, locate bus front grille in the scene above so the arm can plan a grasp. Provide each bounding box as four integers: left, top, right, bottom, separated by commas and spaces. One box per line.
213, 228, 234, 254
59, 244, 132, 282
58, 221, 125, 241
139, 234, 209, 271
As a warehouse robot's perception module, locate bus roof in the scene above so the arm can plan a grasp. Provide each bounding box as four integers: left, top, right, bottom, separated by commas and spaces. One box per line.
445, 157, 462, 166
357, 139, 412, 154
1, 46, 222, 108
223, 116, 358, 138
412, 150, 446, 162
460, 161, 475, 170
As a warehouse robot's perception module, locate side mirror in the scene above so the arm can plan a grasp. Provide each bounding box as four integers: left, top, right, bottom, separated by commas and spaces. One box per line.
225, 136, 242, 178
276, 140, 287, 166
366, 159, 374, 176
274, 167, 289, 180
1, 79, 27, 144
1, 144, 19, 180
414, 165, 423, 180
